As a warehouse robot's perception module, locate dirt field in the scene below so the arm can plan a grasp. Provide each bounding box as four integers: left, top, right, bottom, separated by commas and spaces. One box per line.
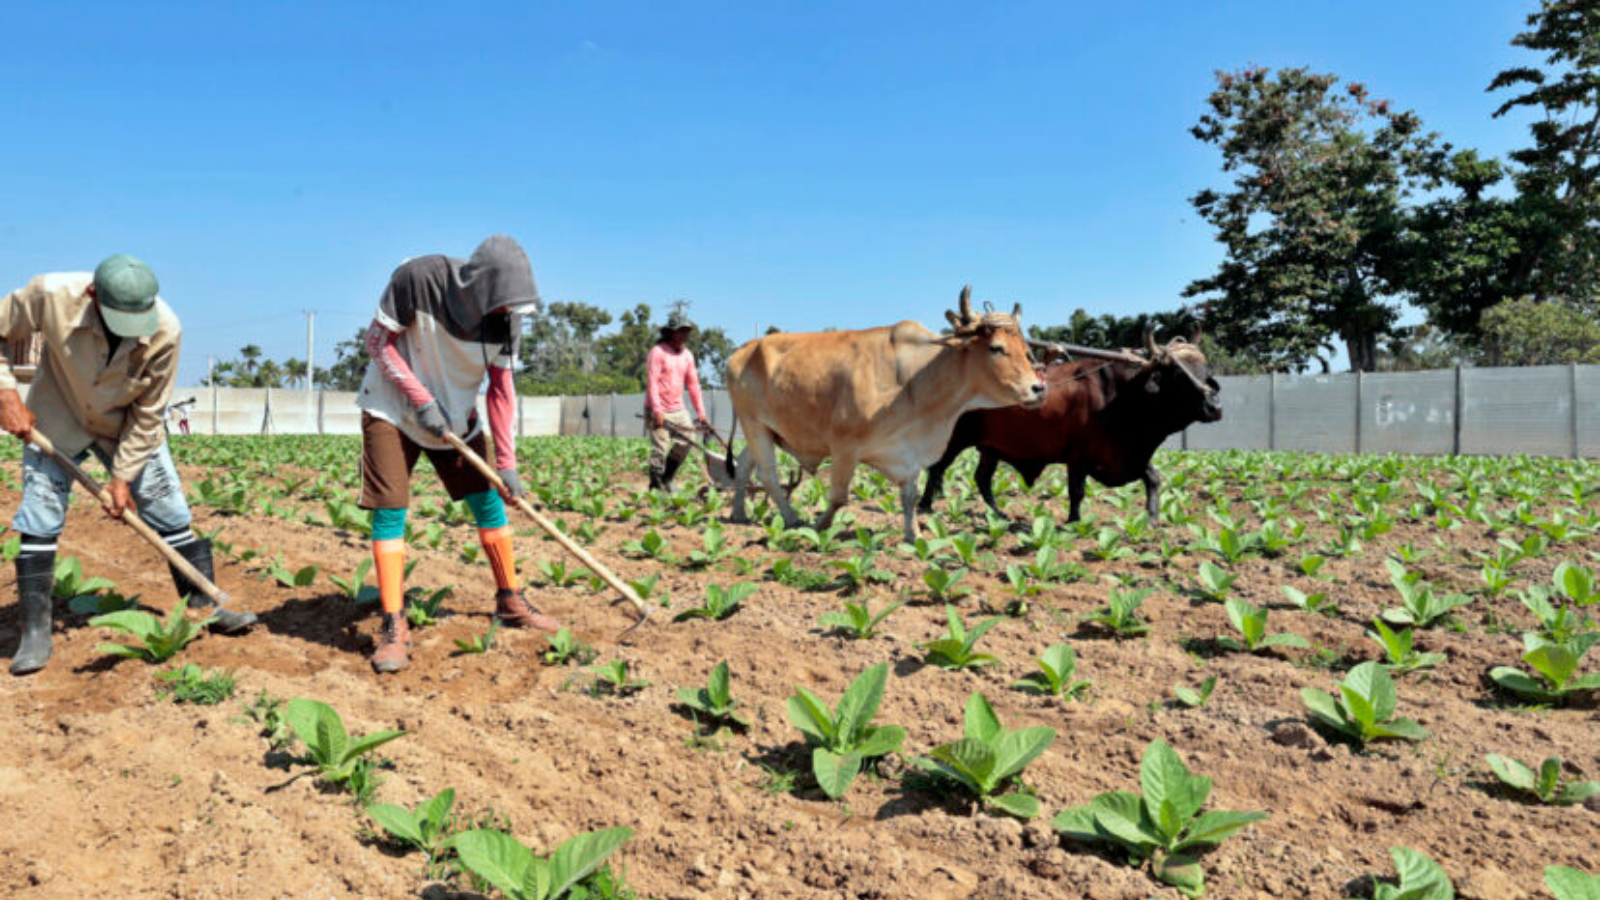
0, 435, 1595, 900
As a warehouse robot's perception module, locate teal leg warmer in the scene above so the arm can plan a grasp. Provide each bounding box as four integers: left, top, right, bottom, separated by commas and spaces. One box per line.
464, 489, 507, 530
371, 507, 408, 541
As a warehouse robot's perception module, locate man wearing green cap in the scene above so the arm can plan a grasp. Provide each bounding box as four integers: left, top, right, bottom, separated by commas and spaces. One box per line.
644, 311, 711, 492
0, 255, 255, 677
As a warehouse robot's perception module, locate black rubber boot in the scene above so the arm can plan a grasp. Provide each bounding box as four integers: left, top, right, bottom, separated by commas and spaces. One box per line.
661, 454, 684, 491
169, 538, 257, 633
10, 550, 55, 676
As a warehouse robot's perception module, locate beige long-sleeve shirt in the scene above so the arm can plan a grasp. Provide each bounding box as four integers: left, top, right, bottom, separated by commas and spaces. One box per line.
0, 272, 181, 482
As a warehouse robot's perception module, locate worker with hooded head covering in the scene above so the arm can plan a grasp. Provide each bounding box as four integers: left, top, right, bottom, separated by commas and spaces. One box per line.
357, 235, 560, 674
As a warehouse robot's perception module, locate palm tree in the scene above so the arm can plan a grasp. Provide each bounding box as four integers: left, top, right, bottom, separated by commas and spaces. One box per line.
283, 358, 308, 389
239, 344, 263, 377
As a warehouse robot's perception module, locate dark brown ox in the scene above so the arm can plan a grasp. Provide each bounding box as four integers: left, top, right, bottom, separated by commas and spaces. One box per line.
728, 287, 1047, 541
917, 330, 1222, 521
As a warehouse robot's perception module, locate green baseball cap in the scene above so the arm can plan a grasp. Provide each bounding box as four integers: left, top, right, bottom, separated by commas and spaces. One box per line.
92, 254, 161, 337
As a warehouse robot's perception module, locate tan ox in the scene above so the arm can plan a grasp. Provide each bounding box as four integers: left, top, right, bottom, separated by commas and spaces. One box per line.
727, 287, 1047, 540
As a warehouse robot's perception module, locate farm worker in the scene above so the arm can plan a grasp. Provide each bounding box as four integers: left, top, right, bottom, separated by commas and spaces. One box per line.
0, 255, 257, 677
645, 311, 711, 492
358, 235, 560, 674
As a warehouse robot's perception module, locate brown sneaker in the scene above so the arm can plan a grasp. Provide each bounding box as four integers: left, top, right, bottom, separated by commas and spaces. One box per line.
494, 589, 561, 631
371, 613, 411, 674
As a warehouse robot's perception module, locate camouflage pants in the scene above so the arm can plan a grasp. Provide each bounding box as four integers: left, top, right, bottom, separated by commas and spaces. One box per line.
648, 408, 695, 475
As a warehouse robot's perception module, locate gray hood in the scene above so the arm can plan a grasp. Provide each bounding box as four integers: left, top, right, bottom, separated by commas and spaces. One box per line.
447, 235, 541, 337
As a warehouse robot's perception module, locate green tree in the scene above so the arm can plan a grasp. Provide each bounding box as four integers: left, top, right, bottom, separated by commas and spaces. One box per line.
1184, 67, 1443, 372
1489, 0, 1600, 307
314, 330, 369, 392
1479, 297, 1600, 365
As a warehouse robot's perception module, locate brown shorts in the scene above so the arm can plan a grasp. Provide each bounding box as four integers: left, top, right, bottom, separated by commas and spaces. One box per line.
360, 412, 492, 509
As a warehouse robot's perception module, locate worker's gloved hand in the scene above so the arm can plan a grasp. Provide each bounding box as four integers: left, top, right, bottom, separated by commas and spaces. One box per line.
415, 400, 452, 439
0, 389, 36, 438
497, 467, 526, 499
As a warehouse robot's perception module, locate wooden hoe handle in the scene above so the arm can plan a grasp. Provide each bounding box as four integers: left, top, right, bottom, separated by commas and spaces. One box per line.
442, 432, 650, 626
24, 429, 230, 607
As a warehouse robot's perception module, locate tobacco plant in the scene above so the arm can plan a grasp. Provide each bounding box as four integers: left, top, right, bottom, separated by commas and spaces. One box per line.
1367, 618, 1445, 674
1488, 633, 1600, 703
1545, 866, 1599, 900
673, 582, 756, 622
1192, 562, 1238, 603
1218, 599, 1308, 654
451, 826, 635, 900
1280, 584, 1339, 617
328, 559, 382, 605
91, 597, 213, 663
818, 598, 905, 640
916, 692, 1056, 818
1358, 847, 1455, 900
1012, 644, 1091, 700
1301, 661, 1428, 748
1052, 739, 1267, 897
787, 662, 906, 799
1173, 676, 1217, 709
1553, 561, 1599, 606
1484, 754, 1599, 806
453, 621, 500, 655
53, 555, 116, 602
541, 628, 597, 667
285, 698, 405, 796
537, 559, 589, 589
920, 605, 1003, 670
404, 586, 453, 628
675, 660, 749, 729
588, 659, 648, 696
1381, 560, 1473, 628
367, 788, 457, 868
1083, 585, 1153, 637
922, 566, 971, 602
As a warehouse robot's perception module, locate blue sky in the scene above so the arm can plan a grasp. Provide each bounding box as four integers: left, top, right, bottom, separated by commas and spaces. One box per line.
0, 1, 1540, 385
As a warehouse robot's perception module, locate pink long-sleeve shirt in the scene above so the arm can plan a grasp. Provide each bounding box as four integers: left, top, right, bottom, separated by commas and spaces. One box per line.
363, 320, 518, 472
645, 343, 705, 419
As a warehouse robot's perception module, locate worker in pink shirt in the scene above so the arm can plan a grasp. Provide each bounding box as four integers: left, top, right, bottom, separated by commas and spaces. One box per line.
645, 311, 711, 491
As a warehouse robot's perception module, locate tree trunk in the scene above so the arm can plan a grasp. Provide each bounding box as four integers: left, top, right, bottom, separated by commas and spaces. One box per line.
1345, 332, 1379, 372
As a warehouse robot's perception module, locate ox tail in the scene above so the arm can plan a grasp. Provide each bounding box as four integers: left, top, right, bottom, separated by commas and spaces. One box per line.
724, 414, 739, 481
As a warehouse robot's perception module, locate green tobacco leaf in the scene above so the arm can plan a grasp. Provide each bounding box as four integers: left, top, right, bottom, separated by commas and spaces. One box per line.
986, 792, 1040, 820
546, 826, 634, 900
1300, 688, 1353, 737
834, 662, 889, 744
343, 729, 406, 764
933, 738, 997, 788
786, 687, 836, 746
813, 749, 862, 799
1387, 846, 1455, 900
94, 643, 148, 660
452, 829, 535, 900
1049, 804, 1102, 843
1485, 754, 1535, 792
1140, 740, 1208, 845
1154, 851, 1205, 898
1524, 643, 1578, 689
853, 724, 905, 759
89, 609, 160, 639
1545, 866, 1600, 900
964, 693, 1002, 744
1348, 661, 1398, 722
992, 727, 1056, 785
1489, 666, 1555, 701
707, 661, 731, 708
1090, 792, 1161, 851
366, 803, 424, 847
417, 788, 455, 836
1177, 809, 1268, 849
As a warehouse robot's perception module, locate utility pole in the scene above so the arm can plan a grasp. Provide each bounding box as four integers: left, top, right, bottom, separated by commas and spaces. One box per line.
304, 310, 316, 390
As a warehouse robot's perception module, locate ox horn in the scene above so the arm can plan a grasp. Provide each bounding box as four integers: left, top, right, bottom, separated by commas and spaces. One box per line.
1011, 302, 1022, 320
958, 285, 974, 324
1190, 321, 1204, 344
1143, 322, 1161, 358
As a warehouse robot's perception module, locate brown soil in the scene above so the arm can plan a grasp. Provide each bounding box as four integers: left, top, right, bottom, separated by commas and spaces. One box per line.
0, 443, 1596, 900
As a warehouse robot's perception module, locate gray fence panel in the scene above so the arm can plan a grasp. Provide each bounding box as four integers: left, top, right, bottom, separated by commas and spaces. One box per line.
1460, 366, 1572, 457
613, 393, 647, 438
521, 397, 560, 437
585, 395, 614, 438
707, 390, 735, 435
1160, 431, 1184, 452
1187, 375, 1270, 450
1362, 369, 1455, 455
559, 396, 587, 435
1578, 365, 1600, 458
1275, 374, 1357, 453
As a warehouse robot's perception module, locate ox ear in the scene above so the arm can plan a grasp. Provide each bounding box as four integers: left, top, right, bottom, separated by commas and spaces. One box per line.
1190, 321, 1203, 343
1145, 369, 1163, 394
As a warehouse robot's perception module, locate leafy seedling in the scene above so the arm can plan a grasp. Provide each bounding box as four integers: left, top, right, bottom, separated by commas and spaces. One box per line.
155, 663, 236, 705
1367, 618, 1445, 674
1484, 754, 1599, 806
826, 553, 894, 592
675, 660, 749, 729
1053, 739, 1268, 897
367, 788, 457, 865
1300, 661, 1428, 749
1192, 561, 1237, 603
541, 628, 597, 667
453, 620, 501, 655
1280, 585, 1339, 617
451, 826, 634, 900
284, 698, 406, 791
404, 586, 452, 628
1553, 561, 1599, 606
787, 662, 906, 799
1012, 644, 1091, 700
1173, 675, 1217, 709
818, 598, 905, 640
922, 566, 971, 602
588, 659, 648, 696
1218, 599, 1308, 654
1360, 846, 1455, 900
52, 555, 116, 602
1381, 559, 1473, 628
919, 604, 1003, 670
91, 597, 214, 663
267, 558, 320, 589
1518, 587, 1589, 644
1082, 585, 1153, 637
1488, 633, 1600, 703
673, 582, 757, 622
329, 559, 381, 605
68, 590, 142, 617
536, 559, 589, 589
916, 692, 1055, 818
245, 690, 293, 751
